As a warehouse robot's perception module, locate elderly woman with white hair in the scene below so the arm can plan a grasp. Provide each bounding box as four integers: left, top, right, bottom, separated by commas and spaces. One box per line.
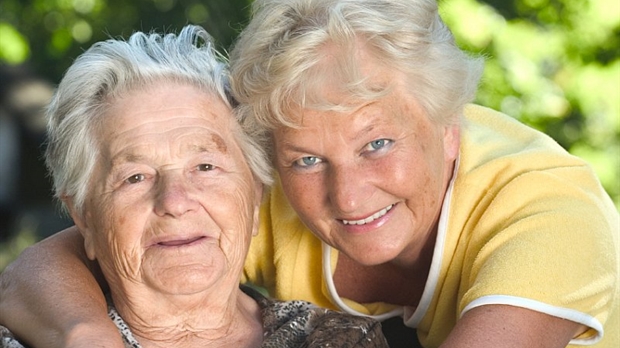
0, 25, 388, 348
1, 0, 619, 347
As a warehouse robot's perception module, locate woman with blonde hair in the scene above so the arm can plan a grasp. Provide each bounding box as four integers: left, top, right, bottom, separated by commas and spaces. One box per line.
1, 0, 618, 347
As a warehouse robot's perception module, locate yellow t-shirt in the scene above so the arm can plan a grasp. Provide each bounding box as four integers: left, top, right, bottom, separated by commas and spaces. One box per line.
242, 104, 620, 347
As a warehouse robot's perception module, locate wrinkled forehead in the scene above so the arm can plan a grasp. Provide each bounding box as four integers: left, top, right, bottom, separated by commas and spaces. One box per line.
98, 82, 243, 153
104, 82, 231, 122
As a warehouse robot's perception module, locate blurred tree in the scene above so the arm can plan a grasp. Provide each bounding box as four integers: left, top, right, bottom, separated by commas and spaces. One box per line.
0, 0, 617, 253
441, 0, 620, 209
0, 0, 252, 82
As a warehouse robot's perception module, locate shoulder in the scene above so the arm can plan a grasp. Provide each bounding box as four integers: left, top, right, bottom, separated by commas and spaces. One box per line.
0, 326, 27, 348
245, 285, 388, 347
461, 104, 581, 168
107, 302, 140, 348
454, 104, 615, 228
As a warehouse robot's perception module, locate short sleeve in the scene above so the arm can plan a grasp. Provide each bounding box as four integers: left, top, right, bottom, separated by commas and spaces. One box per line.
459, 167, 619, 343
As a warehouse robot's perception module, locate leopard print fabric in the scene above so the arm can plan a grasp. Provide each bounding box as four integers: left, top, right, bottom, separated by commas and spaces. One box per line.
244, 285, 388, 347
0, 286, 388, 348
0, 327, 26, 348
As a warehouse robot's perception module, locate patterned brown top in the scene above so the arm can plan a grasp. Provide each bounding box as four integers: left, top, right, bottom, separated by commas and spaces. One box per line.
0, 286, 388, 348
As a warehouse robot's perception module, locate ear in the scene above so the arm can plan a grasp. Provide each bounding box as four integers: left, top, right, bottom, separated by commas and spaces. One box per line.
251, 180, 264, 237
63, 197, 97, 261
442, 123, 461, 162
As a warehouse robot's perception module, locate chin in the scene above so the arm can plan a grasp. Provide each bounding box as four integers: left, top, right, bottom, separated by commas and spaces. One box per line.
346, 248, 399, 266
155, 275, 220, 295
148, 263, 225, 293
342, 238, 405, 265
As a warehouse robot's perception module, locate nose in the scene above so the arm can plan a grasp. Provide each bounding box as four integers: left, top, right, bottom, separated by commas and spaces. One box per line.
154, 174, 200, 217
327, 163, 370, 214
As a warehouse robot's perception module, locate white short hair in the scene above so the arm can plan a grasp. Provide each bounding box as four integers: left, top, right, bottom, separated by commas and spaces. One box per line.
45, 25, 272, 216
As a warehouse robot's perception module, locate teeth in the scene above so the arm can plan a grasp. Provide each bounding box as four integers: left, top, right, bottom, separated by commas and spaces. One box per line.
342, 204, 393, 225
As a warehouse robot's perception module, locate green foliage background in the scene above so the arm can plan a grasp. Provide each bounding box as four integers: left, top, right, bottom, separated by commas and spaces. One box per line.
0, 0, 618, 270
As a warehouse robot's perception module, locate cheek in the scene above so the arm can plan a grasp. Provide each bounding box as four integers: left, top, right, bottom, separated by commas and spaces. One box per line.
278, 171, 324, 217
208, 181, 255, 234
381, 147, 441, 200
93, 197, 136, 239
230, 186, 257, 238
89, 200, 146, 272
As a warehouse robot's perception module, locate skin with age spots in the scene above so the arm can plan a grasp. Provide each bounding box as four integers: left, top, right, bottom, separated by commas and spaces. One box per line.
273, 52, 459, 273
1, 1, 613, 343
210, 133, 229, 154
69, 82, 264, 346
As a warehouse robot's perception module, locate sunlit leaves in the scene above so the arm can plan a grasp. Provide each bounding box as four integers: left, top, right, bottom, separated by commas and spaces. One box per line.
442, 0, 620, 208
153, 0, 176, 12
0, 0, 617, 208
186, 3, 210, 24
71, 19, 92, 43
0, 23, 30, 64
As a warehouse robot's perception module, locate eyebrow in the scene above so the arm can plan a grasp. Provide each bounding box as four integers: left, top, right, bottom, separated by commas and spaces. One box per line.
109, 134, 229, 167
278, 122, 378, 152
184, 133, 229, 155
205, 133, 228, 154
110, 152, 146, 167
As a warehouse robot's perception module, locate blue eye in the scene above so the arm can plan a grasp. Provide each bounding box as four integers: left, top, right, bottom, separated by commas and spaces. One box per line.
126, 174, 145, 184
367, 139, 390, 151
197, 163, 215, 171
294, 156, 322, 167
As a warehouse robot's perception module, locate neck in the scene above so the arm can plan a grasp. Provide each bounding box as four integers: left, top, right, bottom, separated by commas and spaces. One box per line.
111, 286, 263, 347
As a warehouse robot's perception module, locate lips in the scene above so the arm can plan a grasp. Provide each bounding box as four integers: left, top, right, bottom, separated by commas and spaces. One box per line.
341, 204, 394, 225
155, 236, 206, 247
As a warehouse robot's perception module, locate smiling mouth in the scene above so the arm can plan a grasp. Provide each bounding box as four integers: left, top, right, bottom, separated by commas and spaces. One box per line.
341, 204, 394, 225
157, 236, 206, 247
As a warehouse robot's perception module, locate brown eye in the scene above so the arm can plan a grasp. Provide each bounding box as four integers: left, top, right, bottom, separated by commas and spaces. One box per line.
197, 163, 214, 171
126, 174, 145, 184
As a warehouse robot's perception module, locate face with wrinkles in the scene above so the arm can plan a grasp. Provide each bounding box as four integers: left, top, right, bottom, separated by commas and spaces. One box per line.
69, 83, 262, 298
272, 47, 459, 266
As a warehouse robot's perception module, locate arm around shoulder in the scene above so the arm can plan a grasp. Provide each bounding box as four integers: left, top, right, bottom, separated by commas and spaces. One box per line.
440, 304, 584, 348
0, 226, 123, 348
